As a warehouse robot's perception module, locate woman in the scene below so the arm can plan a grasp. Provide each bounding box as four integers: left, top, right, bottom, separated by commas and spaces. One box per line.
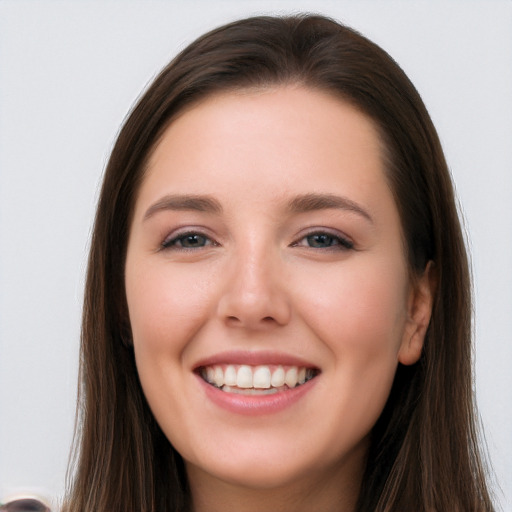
64, 14, 494, 511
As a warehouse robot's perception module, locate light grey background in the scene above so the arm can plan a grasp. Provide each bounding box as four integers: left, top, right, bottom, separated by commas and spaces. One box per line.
1, 1, 511, 510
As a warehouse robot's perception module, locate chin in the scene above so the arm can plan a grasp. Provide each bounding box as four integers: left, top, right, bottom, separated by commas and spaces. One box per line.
183, 433, 368, 494
187, 456, 313, 491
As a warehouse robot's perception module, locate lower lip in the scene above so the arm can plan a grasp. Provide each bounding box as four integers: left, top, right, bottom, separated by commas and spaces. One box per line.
196, 373, 317, 416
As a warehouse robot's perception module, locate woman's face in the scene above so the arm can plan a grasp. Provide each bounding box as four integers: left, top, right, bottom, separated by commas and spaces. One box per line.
125, 86, 430, 494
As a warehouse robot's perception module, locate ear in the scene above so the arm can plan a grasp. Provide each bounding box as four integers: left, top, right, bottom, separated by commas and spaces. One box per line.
398, 261, 437, 366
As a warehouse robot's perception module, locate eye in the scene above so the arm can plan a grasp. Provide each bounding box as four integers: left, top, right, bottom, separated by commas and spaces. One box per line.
294, 231, 354, 250
161, 231, 215, 250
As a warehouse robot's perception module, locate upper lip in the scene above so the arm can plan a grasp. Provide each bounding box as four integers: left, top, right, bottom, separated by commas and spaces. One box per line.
193, 350, 319, 370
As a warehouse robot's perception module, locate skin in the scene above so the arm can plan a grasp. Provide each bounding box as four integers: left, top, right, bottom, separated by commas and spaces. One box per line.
125, 86, 434, 512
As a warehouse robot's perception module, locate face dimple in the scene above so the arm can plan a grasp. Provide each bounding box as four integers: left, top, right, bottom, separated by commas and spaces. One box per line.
124, 85, 419, 495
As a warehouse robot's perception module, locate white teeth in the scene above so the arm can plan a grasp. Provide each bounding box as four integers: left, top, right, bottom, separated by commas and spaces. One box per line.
270, 366, 285, 387
213, 366, 224, 388
253, 366, 271, 389
224, 365, 237, 386
206, 366, 215, 383
285, 367, 298, 388
237, 365, 253, 388
298, 367, 306, 385
222, 385, 280, 395
201, 364, 316, 391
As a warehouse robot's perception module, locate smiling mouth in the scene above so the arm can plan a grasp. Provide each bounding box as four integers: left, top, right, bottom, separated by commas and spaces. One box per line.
199, 364, 319, 395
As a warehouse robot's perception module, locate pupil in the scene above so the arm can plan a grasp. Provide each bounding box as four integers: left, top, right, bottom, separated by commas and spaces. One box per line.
309, 234, 332, 247
184, 235, 204, 247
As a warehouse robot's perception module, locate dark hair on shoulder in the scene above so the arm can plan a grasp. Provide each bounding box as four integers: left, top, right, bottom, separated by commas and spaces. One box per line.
64, 14, 495, 512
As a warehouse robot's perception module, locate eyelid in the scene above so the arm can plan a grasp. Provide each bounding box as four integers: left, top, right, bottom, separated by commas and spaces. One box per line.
158, 225, 354, 251
160, 226, 218, 250
292, 227, 354, 250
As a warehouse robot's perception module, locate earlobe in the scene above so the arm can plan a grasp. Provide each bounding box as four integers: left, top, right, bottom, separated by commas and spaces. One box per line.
398, 261, 437, 366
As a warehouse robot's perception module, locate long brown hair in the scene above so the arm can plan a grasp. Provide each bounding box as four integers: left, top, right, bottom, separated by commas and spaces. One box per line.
64, 14, 494, 511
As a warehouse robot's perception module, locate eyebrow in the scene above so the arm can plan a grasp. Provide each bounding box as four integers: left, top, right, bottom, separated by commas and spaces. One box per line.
143, 194, 223, 220
143, 192, 373, 223
286, 193, 373, 223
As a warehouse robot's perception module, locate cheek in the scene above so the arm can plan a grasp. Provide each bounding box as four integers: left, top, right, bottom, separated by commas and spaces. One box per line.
294, 255, 409, 377
301, 260, 409, 439
125, 263, 215, 426
125, 262, 217, 382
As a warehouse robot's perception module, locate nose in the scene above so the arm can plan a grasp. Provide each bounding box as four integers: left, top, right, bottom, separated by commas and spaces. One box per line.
216, 244, 292, 330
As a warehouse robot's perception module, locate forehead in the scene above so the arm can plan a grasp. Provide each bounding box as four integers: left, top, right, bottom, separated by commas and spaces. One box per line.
136, 86, 395, 224
150, 85, 384, 155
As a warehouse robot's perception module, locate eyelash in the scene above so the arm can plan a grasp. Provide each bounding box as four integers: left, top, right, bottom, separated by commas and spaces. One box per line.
161, 231, 217, 250
292, 231, 354, 251
161, 230, 353, 251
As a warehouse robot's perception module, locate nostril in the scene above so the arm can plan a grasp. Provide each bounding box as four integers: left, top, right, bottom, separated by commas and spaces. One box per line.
225, 315, 278, 326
